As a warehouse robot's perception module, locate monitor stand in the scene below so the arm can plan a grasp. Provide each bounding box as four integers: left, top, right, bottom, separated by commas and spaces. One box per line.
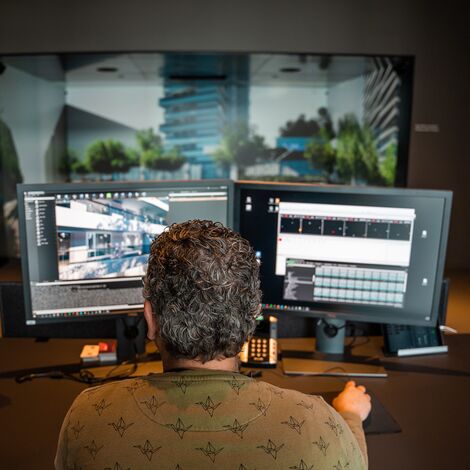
281, 319, 388, 377
116, 315, 147, 363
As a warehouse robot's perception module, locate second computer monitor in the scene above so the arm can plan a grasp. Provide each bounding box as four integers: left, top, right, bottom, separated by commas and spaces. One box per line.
18, 180, 233, 325
235, 182, 452, 327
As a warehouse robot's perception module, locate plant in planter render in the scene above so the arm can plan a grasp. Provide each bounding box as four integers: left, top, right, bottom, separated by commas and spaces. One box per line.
305, 114, 389, 186
141, 147, 187, 172
379, 143, 397, 187
0, 117, 23, 259
335, 114, 382, 185
71, 159, 89, 181
304, 127, 337, 182
212, 123, 270, 178
58, 149, 79, 182
84, 140, 138, 180
137, 128, 187, 172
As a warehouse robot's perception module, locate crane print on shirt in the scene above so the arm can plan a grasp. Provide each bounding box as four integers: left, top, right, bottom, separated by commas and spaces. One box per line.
55, 373, 366, 470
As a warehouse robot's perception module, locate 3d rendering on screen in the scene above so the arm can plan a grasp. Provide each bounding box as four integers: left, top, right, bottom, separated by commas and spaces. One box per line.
56, 195, 166, 280
19, 181, 230, 323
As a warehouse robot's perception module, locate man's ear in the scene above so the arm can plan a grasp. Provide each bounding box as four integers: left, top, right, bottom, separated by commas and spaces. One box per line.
144, 300, 157, 340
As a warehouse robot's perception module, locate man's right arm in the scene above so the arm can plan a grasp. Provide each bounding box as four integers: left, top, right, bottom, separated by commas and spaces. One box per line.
332, 381, 372, 468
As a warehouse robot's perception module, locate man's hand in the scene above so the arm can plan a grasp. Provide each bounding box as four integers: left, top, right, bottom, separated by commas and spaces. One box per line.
332, 380, 372, 422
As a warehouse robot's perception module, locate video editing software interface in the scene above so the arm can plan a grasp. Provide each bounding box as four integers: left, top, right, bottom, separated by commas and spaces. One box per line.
20, 182, 230, 325
238, 186, 448, 326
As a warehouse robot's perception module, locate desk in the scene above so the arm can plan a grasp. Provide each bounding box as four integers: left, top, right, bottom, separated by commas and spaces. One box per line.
0, 336, 469, 469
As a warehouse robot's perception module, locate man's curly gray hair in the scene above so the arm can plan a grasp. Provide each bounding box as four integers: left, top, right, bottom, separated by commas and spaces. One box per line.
143, 220, 261, 362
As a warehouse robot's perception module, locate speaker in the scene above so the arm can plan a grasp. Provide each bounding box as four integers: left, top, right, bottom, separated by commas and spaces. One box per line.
0, 282, 115, 339
438, 278, 450, 326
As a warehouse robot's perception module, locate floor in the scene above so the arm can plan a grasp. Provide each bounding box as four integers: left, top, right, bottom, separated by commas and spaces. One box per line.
1, 259, 469, 333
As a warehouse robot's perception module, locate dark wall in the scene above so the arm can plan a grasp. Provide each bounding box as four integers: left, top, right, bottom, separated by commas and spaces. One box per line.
1, 0, 469, 267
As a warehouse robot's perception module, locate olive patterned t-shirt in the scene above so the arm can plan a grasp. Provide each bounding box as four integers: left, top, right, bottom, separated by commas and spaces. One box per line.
55, 370, 367, 469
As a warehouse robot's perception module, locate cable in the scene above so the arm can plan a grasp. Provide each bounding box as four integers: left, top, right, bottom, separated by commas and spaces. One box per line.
439, 325, 458, 334
241, 370, 263, 378
345, 324, 370, 351
321, 365, 348, 374
16, 363, 138, 385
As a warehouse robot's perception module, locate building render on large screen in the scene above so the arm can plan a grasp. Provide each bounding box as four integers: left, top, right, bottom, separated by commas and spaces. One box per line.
159, 54, 249, 178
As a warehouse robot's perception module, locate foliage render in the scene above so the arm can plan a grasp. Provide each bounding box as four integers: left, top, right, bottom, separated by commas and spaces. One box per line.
212, 123, 270, 175
137, 129, 187, 172
62, 129, 188, 180
0, 118, 23, 259
60, 110, 396, 186
305, 114, 396, 186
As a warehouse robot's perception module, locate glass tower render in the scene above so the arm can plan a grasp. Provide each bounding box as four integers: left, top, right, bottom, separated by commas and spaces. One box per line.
363, 57, 401, 156
159, 54, 249, 178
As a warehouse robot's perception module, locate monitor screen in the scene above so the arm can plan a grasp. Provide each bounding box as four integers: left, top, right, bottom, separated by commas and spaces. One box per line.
236, 183, 451, 326
18, 180, 232, 325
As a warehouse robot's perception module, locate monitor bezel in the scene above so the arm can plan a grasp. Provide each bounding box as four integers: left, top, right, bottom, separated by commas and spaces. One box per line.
17, 179, 234, 326
234, 181, 452, 327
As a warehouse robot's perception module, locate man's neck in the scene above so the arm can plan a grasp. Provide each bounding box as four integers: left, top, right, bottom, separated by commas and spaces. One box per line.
162, 354, 240, 373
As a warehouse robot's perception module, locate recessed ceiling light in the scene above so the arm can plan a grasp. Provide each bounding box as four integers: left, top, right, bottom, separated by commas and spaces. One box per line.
169, 74, 227, 81
280, 67, 301, 73
97, 67, 118, 73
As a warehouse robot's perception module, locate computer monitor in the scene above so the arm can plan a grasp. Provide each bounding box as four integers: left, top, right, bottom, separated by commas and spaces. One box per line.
235, 182, 452, 373
17, 180, 233, 331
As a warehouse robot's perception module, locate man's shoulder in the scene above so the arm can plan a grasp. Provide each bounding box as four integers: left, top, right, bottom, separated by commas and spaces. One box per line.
72, 377, 150, 407
69, 374, 332, 419
257, 379, 330, 412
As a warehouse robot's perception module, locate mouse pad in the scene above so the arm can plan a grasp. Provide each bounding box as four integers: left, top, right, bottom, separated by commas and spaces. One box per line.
316, 390, 401, 435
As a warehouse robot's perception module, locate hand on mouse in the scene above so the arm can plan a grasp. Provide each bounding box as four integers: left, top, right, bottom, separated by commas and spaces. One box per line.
332, 380, 372, 422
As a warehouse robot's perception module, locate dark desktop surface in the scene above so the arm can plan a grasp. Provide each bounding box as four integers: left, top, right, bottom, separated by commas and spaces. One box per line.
320, 389, 401, 435
0, 335, 469, 469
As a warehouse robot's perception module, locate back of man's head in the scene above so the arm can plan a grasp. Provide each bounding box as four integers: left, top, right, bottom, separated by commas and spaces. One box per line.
143, 220, 261, 362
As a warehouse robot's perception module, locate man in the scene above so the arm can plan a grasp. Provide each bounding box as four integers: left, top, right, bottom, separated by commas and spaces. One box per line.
56, 220, 371, 469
